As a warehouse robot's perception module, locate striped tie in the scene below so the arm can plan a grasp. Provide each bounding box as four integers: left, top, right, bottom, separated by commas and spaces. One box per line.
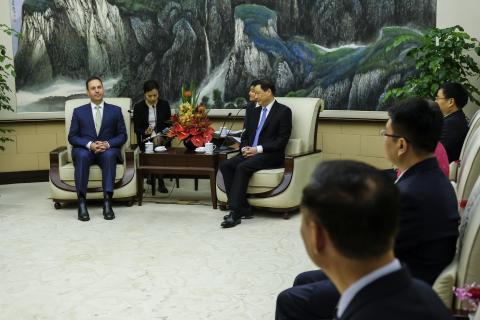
94, 105, 102, 134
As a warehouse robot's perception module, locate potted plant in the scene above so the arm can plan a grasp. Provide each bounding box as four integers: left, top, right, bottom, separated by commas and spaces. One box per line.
166, 83, 214, 149
384, 25, 480, 105
0, 24, 19, 151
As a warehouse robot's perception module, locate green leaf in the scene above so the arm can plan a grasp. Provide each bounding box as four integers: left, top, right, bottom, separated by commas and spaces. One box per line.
385, 25, 480, 108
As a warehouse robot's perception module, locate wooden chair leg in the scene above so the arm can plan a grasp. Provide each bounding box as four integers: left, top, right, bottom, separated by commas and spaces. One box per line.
176, 178, 180, 188
283, 211, 290, 220
194, 178, 198, 191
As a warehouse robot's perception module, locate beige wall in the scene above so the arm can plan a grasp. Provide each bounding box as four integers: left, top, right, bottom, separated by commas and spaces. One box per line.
317, 120, 392, 169
0, 121, 65, 172
0, 119, 392, 173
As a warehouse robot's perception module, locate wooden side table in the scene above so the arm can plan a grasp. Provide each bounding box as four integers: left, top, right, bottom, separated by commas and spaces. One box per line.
137, 148, 220, 209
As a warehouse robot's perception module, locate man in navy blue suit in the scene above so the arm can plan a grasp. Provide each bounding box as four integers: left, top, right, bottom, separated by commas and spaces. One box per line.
68, 76, 127, 221
275, 98, 459, 319
295, 160, 453, 320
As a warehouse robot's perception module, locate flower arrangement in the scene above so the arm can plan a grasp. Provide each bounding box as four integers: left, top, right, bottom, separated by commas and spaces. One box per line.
454, 283, 480, 312
166, 84, 214, 148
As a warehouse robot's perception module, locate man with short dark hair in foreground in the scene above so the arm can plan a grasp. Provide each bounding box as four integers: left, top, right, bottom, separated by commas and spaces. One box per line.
298, 160, 453, 320
276, 98, 459, 319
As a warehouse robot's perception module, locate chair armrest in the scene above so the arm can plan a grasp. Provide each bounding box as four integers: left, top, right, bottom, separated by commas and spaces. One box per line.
50, 146, 77, 192
285, 149, 322, 159
217, 149, 240, 161
50, 146, 69, 167
433, 259, 457, 308
249, 151, 322, 198
449, 160, 460, 181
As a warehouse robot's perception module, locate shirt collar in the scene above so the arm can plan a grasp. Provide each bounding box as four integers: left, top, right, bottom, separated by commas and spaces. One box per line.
257, 99, 275, 112
337, 259, 401, 318
90, 101, 104, 109
394, 168, 407, 184
145, 100, 157, 108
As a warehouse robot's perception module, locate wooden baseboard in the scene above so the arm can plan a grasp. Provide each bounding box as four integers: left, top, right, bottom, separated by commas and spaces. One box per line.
0, 170, 49, 185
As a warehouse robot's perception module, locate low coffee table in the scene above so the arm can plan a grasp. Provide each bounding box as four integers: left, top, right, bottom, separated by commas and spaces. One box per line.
137, 148, 220, 209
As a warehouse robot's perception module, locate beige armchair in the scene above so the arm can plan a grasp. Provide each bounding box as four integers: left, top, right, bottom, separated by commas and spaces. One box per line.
434, 175, 480, 310
49, 98, 137, 208
451, 126, 480, 212
216, 97, 324, 219
449, 109, 480, 182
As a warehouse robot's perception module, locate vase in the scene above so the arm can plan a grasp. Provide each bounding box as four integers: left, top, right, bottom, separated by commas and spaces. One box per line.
183, 139, 197, 151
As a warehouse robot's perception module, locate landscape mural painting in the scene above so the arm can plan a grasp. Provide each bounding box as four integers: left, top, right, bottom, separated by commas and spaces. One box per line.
11, 0, 436, 112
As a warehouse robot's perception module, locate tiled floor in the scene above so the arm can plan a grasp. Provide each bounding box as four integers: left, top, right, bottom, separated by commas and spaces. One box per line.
0, 181, 316, 320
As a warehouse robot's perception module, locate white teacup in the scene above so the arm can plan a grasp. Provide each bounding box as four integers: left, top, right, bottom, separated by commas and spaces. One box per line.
145, 141, 154, 153
205, 142, 216, 154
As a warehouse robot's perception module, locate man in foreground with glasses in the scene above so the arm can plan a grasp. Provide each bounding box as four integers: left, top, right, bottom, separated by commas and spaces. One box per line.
275, 98, 459, 319
297, 160, 453, 319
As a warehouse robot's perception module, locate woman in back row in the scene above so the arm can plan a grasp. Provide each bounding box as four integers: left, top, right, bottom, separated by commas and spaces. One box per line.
133, 80, 171, 193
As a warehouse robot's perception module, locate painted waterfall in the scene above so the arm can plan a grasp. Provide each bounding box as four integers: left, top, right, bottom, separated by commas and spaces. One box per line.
11, 0, 436, 112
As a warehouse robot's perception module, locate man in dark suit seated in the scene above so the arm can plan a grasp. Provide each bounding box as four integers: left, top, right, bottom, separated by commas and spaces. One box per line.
435, 82, 469, 162
291, 160, 453, 320
219, 79, 292, 228
68, 76, 127, 221
276, 98, 459, 319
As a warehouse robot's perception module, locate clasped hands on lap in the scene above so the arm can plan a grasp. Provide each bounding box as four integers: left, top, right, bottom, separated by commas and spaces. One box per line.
90, 141, 110, 154
241, 146, 258, 158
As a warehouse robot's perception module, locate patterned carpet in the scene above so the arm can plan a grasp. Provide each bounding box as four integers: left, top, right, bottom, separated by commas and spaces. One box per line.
0, 181, 316, 320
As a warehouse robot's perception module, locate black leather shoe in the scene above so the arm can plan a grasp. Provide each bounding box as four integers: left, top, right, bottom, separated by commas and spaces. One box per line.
77, 198, 90, 221
223, 211, 253, 220
221, 216, 241, 228
223, 211, 233, 220
158, 178, 168, 194
242, 212, 254, 219
103, 194, 115, 220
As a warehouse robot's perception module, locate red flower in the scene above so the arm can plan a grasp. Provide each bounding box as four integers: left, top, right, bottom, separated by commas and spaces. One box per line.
166, 101, 214, 148
469, 288, 480, 299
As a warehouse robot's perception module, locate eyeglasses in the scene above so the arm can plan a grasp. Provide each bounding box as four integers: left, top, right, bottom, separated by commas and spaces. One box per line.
380, 129, 410, 142
435, 96, 450, 100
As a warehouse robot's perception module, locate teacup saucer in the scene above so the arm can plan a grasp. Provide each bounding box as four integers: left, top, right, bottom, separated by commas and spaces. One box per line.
195, 147, 205, 153
154, 146, 167, 152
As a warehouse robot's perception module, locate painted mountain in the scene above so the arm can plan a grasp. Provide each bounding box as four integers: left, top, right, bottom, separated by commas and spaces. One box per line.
13, 0, 436, 112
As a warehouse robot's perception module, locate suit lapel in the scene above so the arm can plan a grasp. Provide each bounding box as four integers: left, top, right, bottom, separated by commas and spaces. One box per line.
98, 102, 110, 136
261, 100, 278, 132
82, 104, 97, 136
251, 106, 262, 131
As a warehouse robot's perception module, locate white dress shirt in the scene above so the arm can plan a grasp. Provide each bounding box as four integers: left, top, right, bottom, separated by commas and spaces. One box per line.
86, 101, 106, 150
337, 259, 402, 318
146, 101, 157, 130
